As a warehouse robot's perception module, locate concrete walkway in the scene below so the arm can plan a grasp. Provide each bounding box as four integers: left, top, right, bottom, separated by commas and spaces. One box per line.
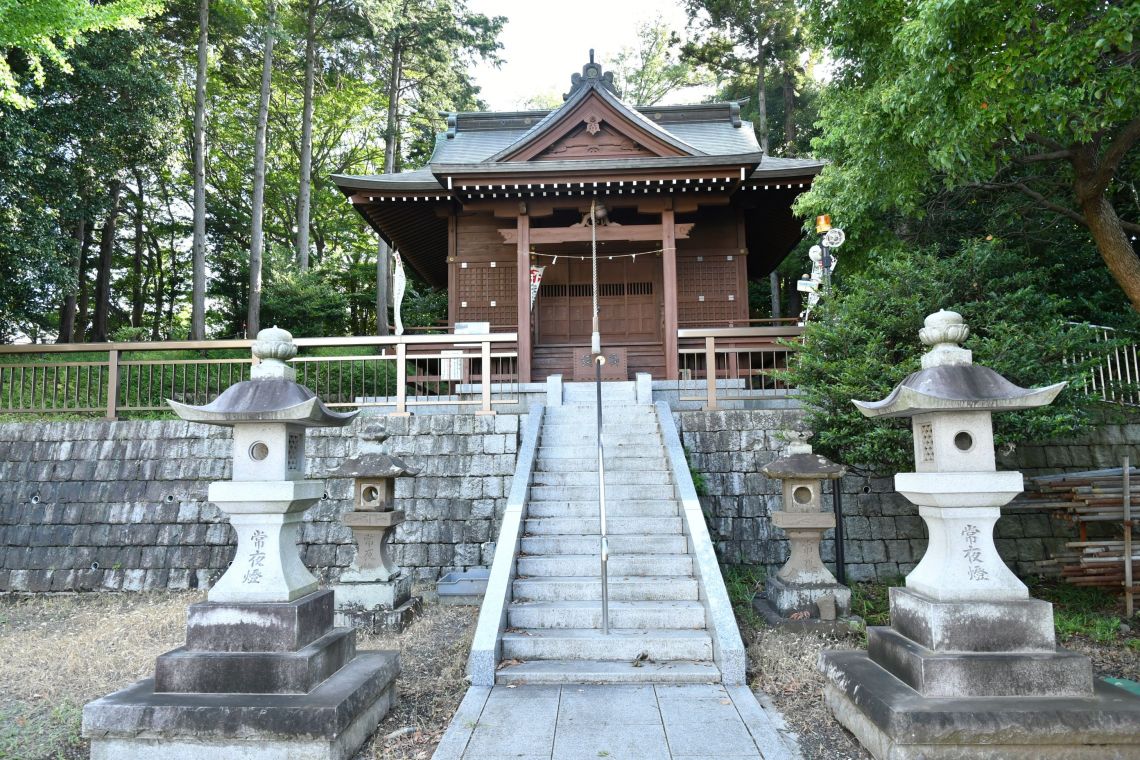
431, 683, 801, 760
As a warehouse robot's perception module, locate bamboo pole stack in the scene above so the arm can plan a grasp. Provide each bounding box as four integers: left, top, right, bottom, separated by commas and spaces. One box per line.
1013, 464, 1137, 611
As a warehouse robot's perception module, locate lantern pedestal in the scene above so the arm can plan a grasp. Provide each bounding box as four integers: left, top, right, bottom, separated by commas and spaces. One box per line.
820, 310, 1140, 758
82, 327, 399, 760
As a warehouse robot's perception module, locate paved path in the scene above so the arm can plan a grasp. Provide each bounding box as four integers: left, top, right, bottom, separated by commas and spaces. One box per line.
431, 683, 802, 760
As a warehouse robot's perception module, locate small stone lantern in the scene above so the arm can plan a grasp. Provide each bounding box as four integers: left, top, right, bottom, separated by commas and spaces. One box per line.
82, 327, 401, 760
329, 429, 421, 631
818, 310, 1140, 759
757, 431, 850, 624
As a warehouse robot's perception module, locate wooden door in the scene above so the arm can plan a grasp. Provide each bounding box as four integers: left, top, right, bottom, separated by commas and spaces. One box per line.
535, 256, 661, 346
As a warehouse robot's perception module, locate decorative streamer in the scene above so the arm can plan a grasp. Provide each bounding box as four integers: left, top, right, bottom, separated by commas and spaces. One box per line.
393, 251, 407, 336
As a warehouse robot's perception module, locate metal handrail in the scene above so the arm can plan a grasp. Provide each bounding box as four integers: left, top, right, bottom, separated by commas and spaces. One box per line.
595, 354, 610, 635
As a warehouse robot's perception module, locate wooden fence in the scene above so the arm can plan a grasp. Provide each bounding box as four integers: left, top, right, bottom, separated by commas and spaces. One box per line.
0, 334, 520, 418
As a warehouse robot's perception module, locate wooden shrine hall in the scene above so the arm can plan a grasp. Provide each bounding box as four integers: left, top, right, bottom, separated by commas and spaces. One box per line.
333, 54, 822, 383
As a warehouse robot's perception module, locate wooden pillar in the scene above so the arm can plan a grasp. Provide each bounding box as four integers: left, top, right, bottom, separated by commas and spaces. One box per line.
662, 202, 678, 380
516, 209, 532, 383
447, 208, 458, 327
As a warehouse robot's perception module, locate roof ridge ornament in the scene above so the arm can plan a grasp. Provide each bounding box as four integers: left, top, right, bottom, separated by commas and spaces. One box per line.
565, 48, 616, 100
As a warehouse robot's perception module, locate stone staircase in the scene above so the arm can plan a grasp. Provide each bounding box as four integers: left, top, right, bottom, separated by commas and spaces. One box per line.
495, 381, 720, 684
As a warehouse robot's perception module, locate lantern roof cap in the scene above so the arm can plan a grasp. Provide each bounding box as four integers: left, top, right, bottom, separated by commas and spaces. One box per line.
762, 452, 846, 480
852, 310, 1065, 419
168, 376, 358, 427
330, 453, 420, 478
167, 327, 356, 427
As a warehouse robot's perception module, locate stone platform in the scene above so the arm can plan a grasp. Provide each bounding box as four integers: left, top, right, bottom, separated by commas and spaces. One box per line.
83, 651, 398, 760
752, 596, 861, 637
821, 650, 1140, 760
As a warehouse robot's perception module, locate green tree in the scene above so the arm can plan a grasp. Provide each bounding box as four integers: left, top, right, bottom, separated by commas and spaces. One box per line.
604, 17, 710, 107
0, 0, 161, 109
681, 0, 801, 156
784, 239, 1108, 474
797, 0, 1140, 312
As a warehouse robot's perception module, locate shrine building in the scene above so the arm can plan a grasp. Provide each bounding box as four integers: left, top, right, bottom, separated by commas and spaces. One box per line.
333, 54, 821, 383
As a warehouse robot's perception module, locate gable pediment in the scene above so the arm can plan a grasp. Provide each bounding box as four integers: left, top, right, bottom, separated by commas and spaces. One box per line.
494, 88, 699, 163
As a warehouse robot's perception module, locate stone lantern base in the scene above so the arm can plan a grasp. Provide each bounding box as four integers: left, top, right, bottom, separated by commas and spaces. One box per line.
82, 590, 399, 760
819, 587, 1140, 759
753, 578, 858, 636
333, 571, 422, 633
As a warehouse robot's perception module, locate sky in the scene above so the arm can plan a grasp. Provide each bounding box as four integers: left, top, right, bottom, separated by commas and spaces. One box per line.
464, 0, 701, 111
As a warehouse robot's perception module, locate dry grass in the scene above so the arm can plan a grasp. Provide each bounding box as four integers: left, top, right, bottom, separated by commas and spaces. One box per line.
0, 590, 477, 760
0, 591, 196, 759
742, 622, 870, 760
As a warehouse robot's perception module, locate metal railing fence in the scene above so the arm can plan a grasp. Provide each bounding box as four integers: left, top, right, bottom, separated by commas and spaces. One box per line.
0, 333, 519, 418
677, 326, 804, 409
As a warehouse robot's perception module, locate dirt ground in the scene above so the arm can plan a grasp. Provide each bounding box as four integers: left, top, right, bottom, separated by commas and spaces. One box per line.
0, 589, 476, 760
1, 587, 1135, 760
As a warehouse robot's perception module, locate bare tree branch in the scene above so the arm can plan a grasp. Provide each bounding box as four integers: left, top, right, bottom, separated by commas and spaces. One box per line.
1012, 149, 1073, 164
1092, 116, 1140, 193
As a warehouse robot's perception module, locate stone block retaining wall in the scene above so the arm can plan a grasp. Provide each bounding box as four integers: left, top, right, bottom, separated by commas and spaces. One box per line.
0, 414, 519, 592
675, 410, 1140, 582
1, 410, 1134, 592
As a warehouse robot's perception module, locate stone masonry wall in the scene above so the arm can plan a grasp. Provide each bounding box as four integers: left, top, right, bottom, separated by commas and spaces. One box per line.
0, 414, 519, 592
676, 410, 1140, 582
1, 408, 1134, 593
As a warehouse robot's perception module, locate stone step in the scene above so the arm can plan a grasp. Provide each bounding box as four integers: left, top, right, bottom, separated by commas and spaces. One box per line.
521, 534, 687, 555
529, 484, 675, 502
561, 383, 637, 402
524, 516, 682, 535
512, 575, 699, 602
517, 554, 693, 577
525, 500, 678, 518
500, 628, 713, 662
540, 433, 660, 447
495, 659, 720, 685
536, 444, 664, 460
507, 600, 706, 630
530, 471, 671, 486
535, 457, 667, 472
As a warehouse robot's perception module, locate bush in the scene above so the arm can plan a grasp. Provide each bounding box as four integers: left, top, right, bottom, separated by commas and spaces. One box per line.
261, 268, 348, 338
782, 239, 1107, 474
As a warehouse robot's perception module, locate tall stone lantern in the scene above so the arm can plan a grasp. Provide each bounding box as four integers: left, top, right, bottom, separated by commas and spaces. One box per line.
820, 310, 1140, 759
756, 431, 851, 625
82, 328, 400, 760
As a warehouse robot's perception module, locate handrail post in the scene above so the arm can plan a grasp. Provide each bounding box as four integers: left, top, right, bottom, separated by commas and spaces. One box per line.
395, 342, 408, 415
704, 336, 717, 410
106, 348, 120, 420
595, 354, 609, 635
478, 338, 494, 415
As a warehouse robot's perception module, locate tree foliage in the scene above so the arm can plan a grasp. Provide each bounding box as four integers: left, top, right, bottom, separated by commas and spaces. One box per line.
0, 0, 161, 108
783, 239, 1109, 474
796, 0, 1140, 311
604, 17, 710, 107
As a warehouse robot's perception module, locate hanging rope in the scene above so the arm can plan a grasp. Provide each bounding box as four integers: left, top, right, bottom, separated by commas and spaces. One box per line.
590, 197, 600, 354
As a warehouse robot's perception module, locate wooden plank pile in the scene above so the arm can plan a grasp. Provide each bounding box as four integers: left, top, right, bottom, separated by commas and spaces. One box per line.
1012, 464, 1136, 613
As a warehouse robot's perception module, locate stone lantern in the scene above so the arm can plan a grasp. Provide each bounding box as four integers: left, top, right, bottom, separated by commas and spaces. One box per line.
756, 431, 850, 625
820, 310, 1140, 759
330, 440, 421, 632
82, 327, 400, 760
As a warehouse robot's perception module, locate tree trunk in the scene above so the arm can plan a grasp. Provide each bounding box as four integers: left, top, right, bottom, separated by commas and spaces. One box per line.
58, 211, 85, 344
74, 220, 94, 342
296, 0, 318, 272
1081, 193, 1140, 312
756, 40, 768, 156
248, 0, 275, 336
147, 231, 163, 340
782, 67, 796, 155
190, 0, 209, 339
92, 180, 123, 342
131, 173, 145, 328
769, 270, 782, 319
374, 38, 402, 333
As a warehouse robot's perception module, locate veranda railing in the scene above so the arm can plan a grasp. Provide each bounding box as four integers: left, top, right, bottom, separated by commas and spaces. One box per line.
0, 333, 519, 418
677, 325, 804, 409
1071, 324, 1140, 407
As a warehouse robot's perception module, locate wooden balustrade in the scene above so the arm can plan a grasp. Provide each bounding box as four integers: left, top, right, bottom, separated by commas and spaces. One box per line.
0, 333, 519, 419
676, 326, 805, 409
